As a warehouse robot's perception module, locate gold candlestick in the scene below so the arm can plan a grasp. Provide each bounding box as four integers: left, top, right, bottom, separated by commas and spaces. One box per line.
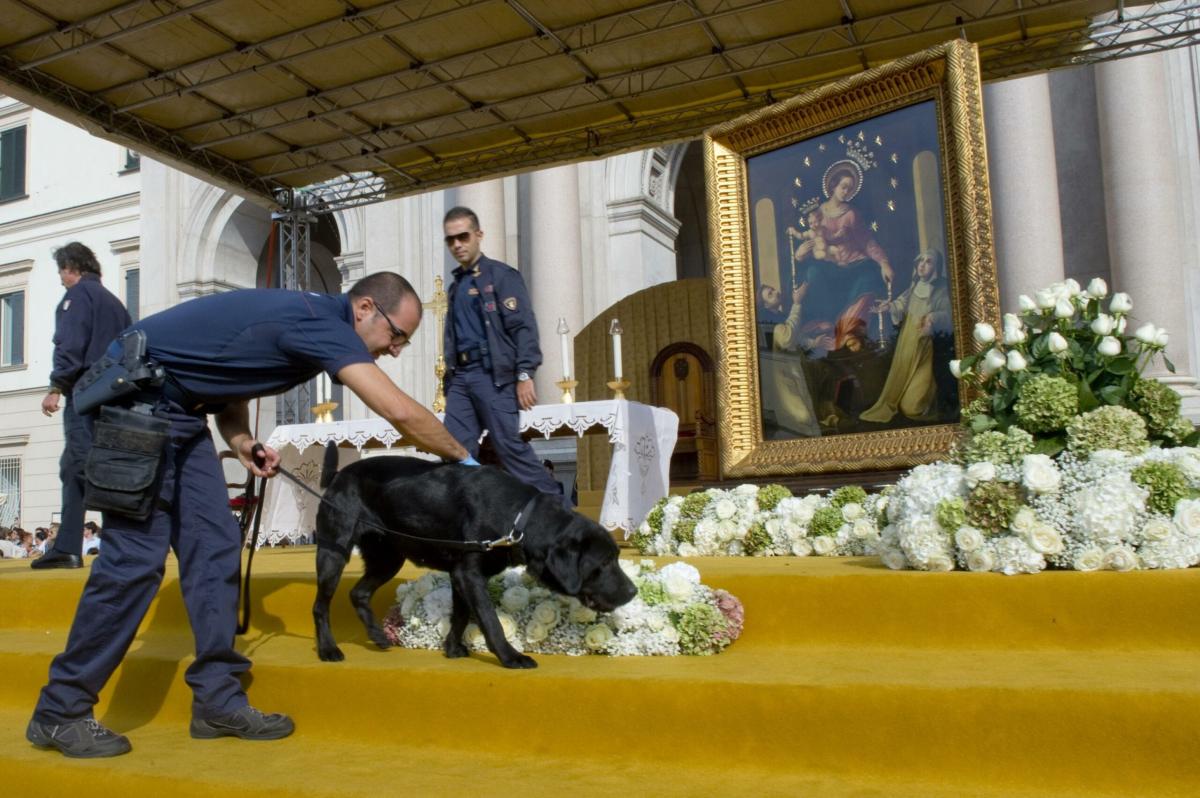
312, 401, 338, 423
556, 378, 578, 404
606, 378, 630, 400
427, 275, 449, 413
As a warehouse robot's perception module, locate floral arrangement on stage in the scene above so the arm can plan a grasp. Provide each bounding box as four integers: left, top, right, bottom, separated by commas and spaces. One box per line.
383, 559, 744, 657
879, 278, 1200, 574
630, 483, 885, 557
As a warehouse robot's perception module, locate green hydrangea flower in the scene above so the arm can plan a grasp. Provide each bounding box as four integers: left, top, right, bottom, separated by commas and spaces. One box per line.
674, 603, 728, 655
830, 486, 868, 509
1013, 374, 1079, 434
965, 481, 1021, 536
1066, 406, 1149, 457
672, 519, 697, 545
959, 427, 1035, 466
744, 522, 772, 555
638, 580, 668, 606
757, 484, 792, 512
629, 526, 655, 553
963, 395, 992, 426
1129, 378, 1182, 435
487, 576, 505, 605
680, 492, 712, 519
1131, 461, 1193, 516
643, 501, 666, 534
809, 505, 844, 538
1163, 415, 1197, 446
935, 497, 967, 532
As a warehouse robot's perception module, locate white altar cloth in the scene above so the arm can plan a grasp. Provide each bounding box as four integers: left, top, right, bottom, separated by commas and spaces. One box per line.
259, 400, 678, 546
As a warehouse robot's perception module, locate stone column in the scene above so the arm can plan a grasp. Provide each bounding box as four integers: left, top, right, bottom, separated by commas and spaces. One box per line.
454, 179, 507, 263
983, 73, 1066, 311
529, 164, 585, 402
1096, 51, 1200, 411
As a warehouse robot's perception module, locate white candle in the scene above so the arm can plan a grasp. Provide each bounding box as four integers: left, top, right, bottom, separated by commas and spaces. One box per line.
612, 332, 623, 380
557, 317, 570, 378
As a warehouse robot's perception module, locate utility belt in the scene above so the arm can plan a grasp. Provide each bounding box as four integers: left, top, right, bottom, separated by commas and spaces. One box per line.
456, 346, 490, 369
73, 330, 171, 521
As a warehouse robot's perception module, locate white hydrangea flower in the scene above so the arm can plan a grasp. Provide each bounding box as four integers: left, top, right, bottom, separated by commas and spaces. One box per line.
992, 536, 1045, 575
880, 548, 908, 570
501, 585, 530, 614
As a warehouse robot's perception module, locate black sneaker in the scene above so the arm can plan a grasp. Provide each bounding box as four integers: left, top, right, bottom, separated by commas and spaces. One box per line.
26, 716, 131, 758
190, 705, 294, 740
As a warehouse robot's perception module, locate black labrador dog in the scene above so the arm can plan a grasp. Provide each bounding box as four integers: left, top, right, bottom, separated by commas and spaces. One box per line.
312, 450, 637, 669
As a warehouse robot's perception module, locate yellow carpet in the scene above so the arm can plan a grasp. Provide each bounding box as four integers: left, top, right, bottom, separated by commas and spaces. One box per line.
4, 551, 1200, 797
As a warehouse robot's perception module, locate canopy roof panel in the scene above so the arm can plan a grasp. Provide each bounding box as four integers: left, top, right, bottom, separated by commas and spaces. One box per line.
0, 0, 1196, 211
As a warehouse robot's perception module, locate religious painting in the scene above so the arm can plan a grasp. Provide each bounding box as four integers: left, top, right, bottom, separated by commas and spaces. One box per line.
705, 40, 1000, 477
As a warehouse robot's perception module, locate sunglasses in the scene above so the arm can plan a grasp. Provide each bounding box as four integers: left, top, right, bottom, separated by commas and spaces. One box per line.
444, 231, 474, 246
372, 300, 411, 347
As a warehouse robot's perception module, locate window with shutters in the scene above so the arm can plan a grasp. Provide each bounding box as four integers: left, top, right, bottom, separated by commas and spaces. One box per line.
0, 125, 26, 203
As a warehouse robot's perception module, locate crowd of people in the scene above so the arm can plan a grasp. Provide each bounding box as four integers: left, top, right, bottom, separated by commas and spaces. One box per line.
0, 521, 102, 560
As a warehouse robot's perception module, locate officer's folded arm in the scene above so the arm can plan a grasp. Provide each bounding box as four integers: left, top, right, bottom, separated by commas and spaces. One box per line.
336, 362, 468, 461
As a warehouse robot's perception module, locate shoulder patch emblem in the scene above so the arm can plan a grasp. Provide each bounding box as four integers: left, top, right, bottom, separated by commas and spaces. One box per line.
503, 297, 518, 311
467, 287, 480, 296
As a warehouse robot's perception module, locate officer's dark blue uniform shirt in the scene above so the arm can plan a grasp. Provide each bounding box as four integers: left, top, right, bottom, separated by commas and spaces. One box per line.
132, 289, 374, 404
51, 273, 133, 392
451, 268, 486, 355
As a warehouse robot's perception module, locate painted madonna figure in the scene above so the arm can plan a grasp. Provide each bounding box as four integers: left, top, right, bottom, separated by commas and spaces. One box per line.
789, 160, 894, 353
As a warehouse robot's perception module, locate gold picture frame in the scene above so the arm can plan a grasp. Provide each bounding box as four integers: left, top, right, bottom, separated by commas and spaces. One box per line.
705, 39, 999, 478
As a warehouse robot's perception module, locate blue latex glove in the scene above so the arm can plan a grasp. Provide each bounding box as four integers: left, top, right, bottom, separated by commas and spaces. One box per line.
459, 455, 481, 467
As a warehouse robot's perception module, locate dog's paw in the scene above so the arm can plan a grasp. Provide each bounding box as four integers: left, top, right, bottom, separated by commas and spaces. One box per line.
368, 628, 391, 650
443, 639, 469, 659
500, 653, 538, 670
318, 645, 345, 662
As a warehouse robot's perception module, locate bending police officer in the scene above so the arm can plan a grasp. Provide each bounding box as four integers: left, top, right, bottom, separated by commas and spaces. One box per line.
27, 272, 471, 759
441, 206, 566, 505
35, 242, 131, 570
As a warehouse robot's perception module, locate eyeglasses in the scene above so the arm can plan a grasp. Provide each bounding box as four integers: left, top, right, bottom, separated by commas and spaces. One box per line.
444, 231, 473, 246
372, 300, 411, 347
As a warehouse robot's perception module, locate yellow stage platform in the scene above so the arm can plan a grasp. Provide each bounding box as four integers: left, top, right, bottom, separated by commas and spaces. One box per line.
3, 550, 1199, 797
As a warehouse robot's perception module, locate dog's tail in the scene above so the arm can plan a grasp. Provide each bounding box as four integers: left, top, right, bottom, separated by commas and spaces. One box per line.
319, 441, 340, 489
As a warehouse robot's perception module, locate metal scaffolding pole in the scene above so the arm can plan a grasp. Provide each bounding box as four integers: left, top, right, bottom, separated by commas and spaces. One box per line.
272, 190, 318, 426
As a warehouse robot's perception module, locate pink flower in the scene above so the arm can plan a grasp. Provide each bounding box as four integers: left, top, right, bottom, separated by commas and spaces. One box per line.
382, 605, 406, 646
713, 589, 745, 644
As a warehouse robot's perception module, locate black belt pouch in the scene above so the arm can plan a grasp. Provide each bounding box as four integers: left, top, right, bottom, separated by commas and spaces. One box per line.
84, 406, 170, 521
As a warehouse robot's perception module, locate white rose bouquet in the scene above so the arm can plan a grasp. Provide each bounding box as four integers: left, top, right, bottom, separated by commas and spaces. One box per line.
383, 560, 745, 657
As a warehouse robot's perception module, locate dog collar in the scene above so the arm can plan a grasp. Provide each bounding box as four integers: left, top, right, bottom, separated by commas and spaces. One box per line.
486, 494, 539, 550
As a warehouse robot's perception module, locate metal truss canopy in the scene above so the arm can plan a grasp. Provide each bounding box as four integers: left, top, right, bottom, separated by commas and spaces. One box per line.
0, 0, 1196, 213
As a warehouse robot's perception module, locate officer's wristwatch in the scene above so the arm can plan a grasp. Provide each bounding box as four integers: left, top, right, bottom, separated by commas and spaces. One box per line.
516, 371, 531, 382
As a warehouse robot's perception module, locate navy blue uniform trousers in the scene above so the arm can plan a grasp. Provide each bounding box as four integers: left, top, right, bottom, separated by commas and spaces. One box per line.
444, 365, 567, 505
54, 394, 94, 558
34, 401, 250, 723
